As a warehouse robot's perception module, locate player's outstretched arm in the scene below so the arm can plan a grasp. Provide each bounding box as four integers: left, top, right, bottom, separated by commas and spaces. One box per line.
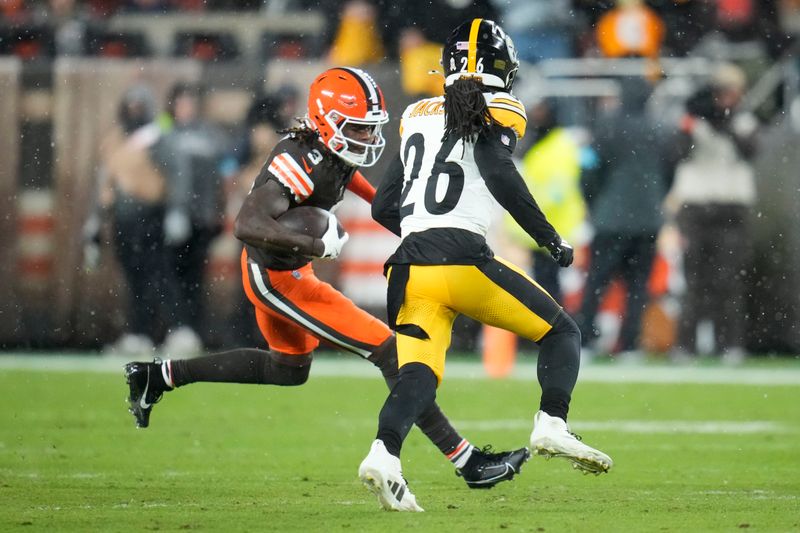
474, 128, 559, 248
371, 154, 405, 236
347, 170, 377, 203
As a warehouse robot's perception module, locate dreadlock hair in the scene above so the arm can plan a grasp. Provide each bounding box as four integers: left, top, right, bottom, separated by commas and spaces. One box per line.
443, 78, 497, 143
278, 117, 320, 143
278, 118, 348, 173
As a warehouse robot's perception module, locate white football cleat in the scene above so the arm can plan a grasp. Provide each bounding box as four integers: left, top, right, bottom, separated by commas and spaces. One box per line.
530, 411, 613, 475
358, 440, 424, 512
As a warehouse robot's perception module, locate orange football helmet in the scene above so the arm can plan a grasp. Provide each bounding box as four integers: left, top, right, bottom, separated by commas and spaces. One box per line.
306, 67, 388, 167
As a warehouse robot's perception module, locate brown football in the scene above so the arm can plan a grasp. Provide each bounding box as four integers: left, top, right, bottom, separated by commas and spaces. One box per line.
276, 206, 343, 238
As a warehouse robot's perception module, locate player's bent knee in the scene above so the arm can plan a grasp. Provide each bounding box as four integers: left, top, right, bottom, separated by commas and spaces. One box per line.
398, 362, 439, 399
543, 310, 580, 342
367, 336, 397, 375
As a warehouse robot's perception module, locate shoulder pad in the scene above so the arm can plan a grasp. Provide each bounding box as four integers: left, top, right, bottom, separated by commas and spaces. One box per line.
487, 92, 527, 139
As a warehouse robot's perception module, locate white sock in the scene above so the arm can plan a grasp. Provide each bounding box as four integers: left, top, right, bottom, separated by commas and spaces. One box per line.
161, 359, 174, 389
447, 439, 475, 469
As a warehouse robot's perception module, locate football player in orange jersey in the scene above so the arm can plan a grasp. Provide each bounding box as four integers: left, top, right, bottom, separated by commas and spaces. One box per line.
124, 67, 529, 490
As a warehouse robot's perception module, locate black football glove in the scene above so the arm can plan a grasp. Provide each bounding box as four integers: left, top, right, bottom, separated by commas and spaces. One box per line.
546, 237, 574, 268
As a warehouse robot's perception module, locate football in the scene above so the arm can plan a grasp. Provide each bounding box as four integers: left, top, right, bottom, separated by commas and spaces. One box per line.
277, 206, 343, 239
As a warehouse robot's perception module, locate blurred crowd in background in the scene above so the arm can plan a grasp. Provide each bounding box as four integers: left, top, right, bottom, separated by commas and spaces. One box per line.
2, 0, 800, 365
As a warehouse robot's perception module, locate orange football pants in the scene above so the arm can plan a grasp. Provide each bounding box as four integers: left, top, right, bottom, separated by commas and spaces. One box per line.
241, 250, 391, 357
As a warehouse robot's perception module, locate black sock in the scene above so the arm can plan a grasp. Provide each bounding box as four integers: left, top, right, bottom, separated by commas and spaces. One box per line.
368, 339, 463, 455
540, 388, 572, 421
415, 404, 464, 457
376, 362, 438, 457
169, 348, 311, 387
537, 311, 581, 421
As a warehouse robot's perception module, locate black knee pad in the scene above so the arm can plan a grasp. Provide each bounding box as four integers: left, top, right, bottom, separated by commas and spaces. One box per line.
398, 362, 438, 404
545, 310, 581, 344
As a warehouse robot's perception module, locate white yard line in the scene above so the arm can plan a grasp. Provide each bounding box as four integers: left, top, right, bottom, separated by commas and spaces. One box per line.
1, 354, 800, 385
451, 419, 794, 434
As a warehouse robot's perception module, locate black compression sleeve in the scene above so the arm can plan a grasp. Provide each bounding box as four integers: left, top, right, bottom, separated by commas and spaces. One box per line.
371, 153, 405, 236
474, 127, 559, 247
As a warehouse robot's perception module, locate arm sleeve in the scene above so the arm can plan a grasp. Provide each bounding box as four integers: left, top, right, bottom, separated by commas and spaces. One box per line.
347, 170, 376, 203
371, 153, 405, 236
474, 127, 559, 247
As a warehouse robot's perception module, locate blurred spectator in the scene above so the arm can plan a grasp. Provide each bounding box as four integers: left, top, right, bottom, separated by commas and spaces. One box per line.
1, 0, 26, 21
495, 0, 577, 63
325, 0, 496, 61
273, 84, 301, 128
398, 27, 444, 98
595, 0, 665, 59
503, 99, 587, 304
0, 0, 88, 58
386, 0, 496, 95
576, 76, 677, 360
225, 85, 297, 170
44, 0, 90, 56
227, 94, 284, 223
668, 63, 759, 364
153, 81, 229, 355
701, 0, 791, 58
380, 0, 497, 53
83, 84, 171, 355
327, 0, 385, 65
222, 94, 285, 347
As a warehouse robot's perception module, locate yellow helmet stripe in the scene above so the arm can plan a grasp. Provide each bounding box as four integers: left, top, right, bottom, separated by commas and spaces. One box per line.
467, 18, 482, 73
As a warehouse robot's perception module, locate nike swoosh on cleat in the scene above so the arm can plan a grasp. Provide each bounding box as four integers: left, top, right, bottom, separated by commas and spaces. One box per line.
301, 157, 313, 173
481, 464, 512, 482
138, 367, 151, 409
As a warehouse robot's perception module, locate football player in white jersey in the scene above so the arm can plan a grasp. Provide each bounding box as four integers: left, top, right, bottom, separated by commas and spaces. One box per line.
358, 19, 613, 512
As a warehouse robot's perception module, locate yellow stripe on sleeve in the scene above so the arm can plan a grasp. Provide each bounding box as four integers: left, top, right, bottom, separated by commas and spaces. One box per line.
492, 97, 526, 113
488, 105, 527, 139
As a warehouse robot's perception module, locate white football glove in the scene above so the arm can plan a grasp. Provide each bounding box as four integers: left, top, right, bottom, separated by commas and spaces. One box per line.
319, 212, 349, 259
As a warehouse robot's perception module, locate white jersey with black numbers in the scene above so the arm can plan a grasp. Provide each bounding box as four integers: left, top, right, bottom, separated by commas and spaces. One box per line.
397, 92, 527, 240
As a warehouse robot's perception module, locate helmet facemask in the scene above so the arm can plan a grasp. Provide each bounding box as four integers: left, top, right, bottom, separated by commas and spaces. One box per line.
319, 105, 388, 167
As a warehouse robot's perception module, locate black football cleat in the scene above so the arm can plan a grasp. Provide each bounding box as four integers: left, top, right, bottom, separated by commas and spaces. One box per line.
124, 359, 167, 428
456, 446, 531, 489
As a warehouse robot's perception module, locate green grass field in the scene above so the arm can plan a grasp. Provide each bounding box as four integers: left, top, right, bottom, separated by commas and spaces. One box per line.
1, 355, 799, 532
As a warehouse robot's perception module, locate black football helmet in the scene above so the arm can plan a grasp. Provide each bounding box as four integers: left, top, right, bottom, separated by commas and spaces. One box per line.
442, 19, 519, 91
